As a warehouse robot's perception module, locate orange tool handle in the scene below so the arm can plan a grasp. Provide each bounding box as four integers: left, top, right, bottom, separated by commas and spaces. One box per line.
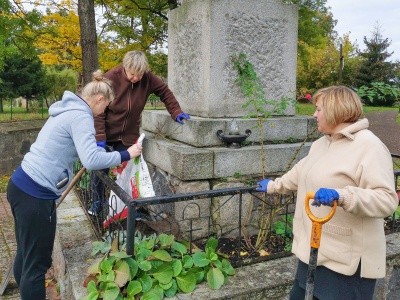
305, 191, 337, 249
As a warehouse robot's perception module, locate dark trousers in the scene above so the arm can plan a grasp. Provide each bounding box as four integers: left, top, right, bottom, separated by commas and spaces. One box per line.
290, 259, 376, 300
7, 180, 57, 300
91, 142, 128, 203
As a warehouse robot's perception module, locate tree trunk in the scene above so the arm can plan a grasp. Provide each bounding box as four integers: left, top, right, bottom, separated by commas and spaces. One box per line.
78, 0, 99, 87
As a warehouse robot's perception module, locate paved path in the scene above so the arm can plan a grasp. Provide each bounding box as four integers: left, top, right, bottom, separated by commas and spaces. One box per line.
366, 111, 400, 155
0, 193, 19, 299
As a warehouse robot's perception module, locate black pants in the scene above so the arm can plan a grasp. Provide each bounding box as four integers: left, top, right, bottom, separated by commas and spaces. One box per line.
7, 180, 57, 300
289, 259, 376, 300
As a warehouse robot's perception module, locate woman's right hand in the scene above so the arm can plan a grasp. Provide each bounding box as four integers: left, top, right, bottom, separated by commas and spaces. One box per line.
127, 143, 142, 159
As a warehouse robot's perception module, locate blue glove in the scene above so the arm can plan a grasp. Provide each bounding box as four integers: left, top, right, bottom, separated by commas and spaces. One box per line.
96, 140, 106, 149
256, 179, 270, 192
312, 188, 339, 207
175, 112, 190, 125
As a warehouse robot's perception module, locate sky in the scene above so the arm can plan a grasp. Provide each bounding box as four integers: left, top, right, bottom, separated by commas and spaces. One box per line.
326, 0, 400, 62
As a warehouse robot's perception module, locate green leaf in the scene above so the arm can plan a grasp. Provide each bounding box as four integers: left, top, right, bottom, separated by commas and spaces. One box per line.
182, 255, 193, 269
139, 273, 153, 292
192, 251, 210, 267
141, 288, 163, 300
98, 271, 115, 283
159, 280, 173, 290
151, 263, 173, 284
207, 267, 225, 290
171, 241, 187, 255
150, 250, 172, 262
114, 260, 130, 287
205, 237, 218, 254
145, 238, 155, 250
87, 280, 97, 293
136, 247, 152, 261
125, 257, 138, 279
221, 259, 235, 276
139, 260, 152, 271
84, 291, 99, 300
100, 259, 113, 273
188, 267, 205, 283
172, 259, 182, 276
209, 252, 218, 261
164, 279, 178, 297
158, 233, 174, 248
126, 280, 142, 297
103, 282, 120, 300
176, 272, 197, 293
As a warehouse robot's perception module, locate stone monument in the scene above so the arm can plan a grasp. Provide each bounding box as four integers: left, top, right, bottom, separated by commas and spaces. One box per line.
140, 0, 317, 237
167, 0, 298, 117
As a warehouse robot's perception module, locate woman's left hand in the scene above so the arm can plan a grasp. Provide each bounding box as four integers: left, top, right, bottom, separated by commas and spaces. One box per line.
312, 188, 339, 207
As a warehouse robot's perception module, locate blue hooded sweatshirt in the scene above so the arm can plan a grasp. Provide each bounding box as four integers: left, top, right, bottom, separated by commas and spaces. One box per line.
12, 91, 129, 199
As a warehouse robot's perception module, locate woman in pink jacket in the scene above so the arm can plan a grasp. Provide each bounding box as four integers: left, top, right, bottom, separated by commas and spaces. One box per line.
257, 86, 398, 299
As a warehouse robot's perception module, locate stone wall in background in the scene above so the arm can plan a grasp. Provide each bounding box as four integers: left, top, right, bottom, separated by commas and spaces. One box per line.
0, 120, 46, 175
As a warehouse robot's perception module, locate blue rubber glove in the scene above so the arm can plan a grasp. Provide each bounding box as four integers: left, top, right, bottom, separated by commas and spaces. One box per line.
256, 179, 270, 192
312, 188, 339, 207
175, 112, 190, 125
96, 140, 106, 149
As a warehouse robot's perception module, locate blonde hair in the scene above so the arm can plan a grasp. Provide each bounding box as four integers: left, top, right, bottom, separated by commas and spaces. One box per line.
80, 70, 114, 102
312, 86, 363, 126
122, 51, 149, 76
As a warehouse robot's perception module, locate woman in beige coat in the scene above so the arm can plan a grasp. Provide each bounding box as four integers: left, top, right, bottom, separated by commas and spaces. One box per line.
257, 86, 398, 299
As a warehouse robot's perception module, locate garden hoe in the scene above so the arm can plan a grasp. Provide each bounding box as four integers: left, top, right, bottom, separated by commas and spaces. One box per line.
0, 167, 86, 296
304, 191, 337, 300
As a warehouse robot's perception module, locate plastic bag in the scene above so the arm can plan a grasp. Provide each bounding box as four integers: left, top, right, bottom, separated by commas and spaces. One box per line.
104, 154, 155, 228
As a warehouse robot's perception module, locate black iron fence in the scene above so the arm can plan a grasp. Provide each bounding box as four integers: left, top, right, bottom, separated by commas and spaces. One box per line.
73, 164, 296, 267
0, 98, 48, 121
73, 155, 400, 267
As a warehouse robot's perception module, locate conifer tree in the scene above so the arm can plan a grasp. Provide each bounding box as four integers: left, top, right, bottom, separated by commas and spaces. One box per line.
355, 23, 395, 87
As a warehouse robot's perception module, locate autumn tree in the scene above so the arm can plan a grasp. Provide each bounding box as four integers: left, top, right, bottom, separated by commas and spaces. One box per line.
95, 0, 173, 77
34, 7, 82, 72
287, 0, 339, 95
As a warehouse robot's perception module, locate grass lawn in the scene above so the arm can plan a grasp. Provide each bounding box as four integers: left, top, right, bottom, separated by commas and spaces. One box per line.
296, 103, 400, 125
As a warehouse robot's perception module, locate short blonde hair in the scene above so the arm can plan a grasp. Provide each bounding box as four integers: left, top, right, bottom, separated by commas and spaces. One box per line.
81, 70, 114, 102
123, 51, 149, 76
312, 86, 363, 126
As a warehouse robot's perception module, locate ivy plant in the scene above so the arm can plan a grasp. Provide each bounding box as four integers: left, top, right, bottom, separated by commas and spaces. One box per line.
83, 233, 235, 300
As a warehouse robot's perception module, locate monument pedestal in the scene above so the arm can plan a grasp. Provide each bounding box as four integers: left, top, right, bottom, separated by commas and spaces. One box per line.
141, 110, 318, 180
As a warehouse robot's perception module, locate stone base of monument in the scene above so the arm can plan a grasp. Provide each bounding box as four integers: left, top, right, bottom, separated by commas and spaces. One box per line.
142, 110, 318, 180
141, 110, 319, 240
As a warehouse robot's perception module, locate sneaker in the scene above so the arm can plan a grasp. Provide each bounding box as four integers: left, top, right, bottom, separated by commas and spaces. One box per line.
88, 201, 103, 216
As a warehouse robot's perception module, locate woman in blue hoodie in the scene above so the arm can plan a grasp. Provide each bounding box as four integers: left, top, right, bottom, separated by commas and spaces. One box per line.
6, 70, 142, 300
